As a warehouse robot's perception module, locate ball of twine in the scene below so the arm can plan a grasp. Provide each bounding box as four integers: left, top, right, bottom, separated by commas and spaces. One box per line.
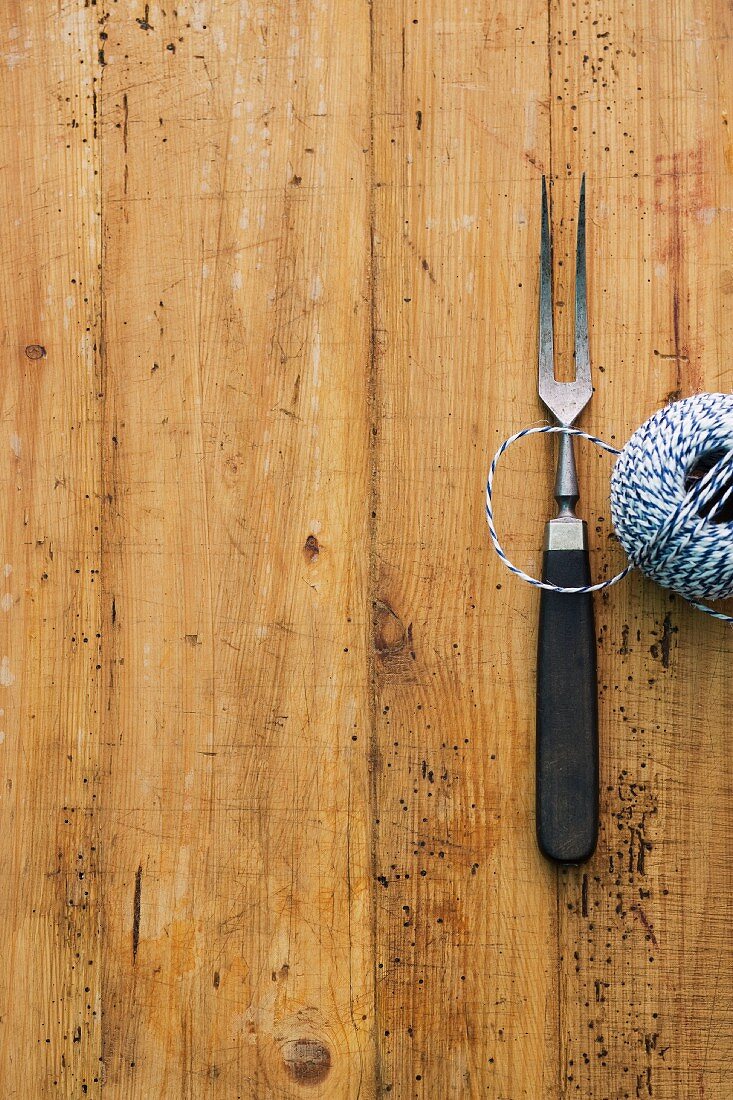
610, 392, 733, 611
485, 392, 733, 622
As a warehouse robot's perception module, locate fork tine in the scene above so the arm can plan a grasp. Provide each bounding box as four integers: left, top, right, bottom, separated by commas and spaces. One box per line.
539, 174, 593, 425
538, 175, 555, 393
574, 173, 590, 390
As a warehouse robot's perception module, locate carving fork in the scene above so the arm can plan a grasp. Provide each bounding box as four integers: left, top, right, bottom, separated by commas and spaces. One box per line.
536, 175, 598, 864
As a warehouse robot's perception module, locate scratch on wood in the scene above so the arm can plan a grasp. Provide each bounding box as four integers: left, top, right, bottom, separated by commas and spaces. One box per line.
630, 903, 658, 947
123, 93, 129, 194
132, 865, 142, 960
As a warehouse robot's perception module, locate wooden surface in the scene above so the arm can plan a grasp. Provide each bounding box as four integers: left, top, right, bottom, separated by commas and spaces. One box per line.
0, 1, 731, 1096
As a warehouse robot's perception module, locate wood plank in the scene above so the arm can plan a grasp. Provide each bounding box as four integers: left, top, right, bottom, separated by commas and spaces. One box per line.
99, 2, 373, 1096
0, 5, 102, 1096
549, 2, 733, 1098
371, 2, 563, 1095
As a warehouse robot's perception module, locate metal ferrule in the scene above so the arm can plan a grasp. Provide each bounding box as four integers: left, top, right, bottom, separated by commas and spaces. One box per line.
544, 516, 588, 551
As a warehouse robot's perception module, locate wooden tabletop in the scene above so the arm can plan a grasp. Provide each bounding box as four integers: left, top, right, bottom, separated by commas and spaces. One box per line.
1, 2, 731, 1097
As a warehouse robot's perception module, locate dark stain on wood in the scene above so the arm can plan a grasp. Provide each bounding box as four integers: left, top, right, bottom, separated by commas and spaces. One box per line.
136, 4, 153, 31
649, 614, 677, 668
303, 534, 320, 563
132, 865, 142, 961
660, 614, 676, 669
282, 1038, 332, 1085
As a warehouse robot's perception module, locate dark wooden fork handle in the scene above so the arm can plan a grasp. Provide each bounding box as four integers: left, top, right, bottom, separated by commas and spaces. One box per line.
537, 543, 598, 864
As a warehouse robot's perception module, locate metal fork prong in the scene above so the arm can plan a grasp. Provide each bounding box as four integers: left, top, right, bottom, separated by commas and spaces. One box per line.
574, 173, 591, 398
538, 175, 555, 402
538, 175, 593, 426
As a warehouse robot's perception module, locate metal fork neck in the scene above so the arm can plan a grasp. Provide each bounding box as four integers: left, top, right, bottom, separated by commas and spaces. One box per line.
553, 429, 579, 516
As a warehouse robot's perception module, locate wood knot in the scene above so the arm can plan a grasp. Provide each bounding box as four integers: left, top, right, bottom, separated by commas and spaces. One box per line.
373, 599, 406, 655
282, 1038, 331, 1085
24, 344, 46, 360
303, 534, 320, 563
221, 451, 245, 487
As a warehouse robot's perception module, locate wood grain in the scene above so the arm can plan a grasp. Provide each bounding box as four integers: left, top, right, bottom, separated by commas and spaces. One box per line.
0, 1, 730, 1097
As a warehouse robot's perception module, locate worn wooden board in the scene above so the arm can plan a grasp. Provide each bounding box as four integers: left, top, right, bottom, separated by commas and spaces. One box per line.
0, 2, 103, 1095
0, 1, 730, 1097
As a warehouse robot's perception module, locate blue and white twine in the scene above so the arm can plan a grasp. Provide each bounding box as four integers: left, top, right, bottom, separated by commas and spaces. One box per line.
485, 392, 733, 623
